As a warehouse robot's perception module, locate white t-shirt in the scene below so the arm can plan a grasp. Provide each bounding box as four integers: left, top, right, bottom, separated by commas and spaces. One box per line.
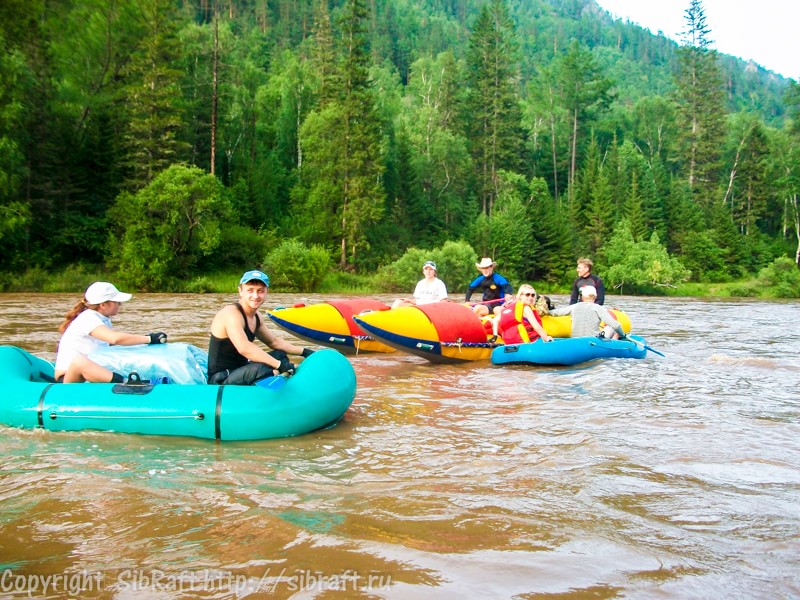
413, 277, 448, 305
55, 309, 113, 371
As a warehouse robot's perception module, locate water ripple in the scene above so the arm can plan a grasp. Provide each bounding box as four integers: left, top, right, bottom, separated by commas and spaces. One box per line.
0, 294, 799, 598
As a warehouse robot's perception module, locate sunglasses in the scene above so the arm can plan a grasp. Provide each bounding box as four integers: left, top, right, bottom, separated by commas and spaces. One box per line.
522, 292, 536, 297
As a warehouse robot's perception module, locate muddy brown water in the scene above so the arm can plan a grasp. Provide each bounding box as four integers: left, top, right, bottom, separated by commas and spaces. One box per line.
0, 293, 798, 598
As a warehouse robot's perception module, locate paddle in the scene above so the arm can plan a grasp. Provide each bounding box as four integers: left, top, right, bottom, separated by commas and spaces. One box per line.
623, 336, 665, 357
465, 298, 506, 305
255, 374, 289, 390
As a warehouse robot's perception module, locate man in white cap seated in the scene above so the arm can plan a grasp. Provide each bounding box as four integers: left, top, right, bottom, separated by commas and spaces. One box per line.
392, 260, 449, 308
549, 285, 625, 339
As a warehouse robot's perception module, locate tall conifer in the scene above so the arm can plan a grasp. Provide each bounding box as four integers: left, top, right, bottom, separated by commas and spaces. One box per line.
336, 0, 385, 268
121, 0, 189, 190
674, 0, 726, 205
465, 0, 522, 216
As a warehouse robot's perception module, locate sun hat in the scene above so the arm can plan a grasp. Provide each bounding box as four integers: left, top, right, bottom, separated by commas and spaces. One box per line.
422, 260, 437, 271
239, 270, 270, 287
85, 282, 132, 304
476, 257, 496, 269
580, 285, 598, 297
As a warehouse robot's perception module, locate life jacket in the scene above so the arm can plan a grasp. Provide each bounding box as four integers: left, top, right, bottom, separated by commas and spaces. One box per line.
498, 300, 543, 344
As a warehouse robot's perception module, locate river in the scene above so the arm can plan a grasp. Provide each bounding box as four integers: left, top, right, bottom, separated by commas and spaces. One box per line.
0, 293, 798, 599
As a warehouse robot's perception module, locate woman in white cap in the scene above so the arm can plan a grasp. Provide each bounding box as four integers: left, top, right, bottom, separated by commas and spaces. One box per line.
54, 282, 167, 383
465, 257, 513, 317
392, 260, 448, 308
549, 285, 624, 339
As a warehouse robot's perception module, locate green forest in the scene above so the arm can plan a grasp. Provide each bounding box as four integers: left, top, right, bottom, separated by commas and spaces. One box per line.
2, 0, 800, 296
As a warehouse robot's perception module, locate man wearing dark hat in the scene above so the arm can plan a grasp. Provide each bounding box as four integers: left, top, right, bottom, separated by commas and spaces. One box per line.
207, 270, 314, 385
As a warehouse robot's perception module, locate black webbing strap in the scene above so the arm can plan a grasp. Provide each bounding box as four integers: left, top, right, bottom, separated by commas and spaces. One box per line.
37, 384, 55, 428
214, 386, 224, 440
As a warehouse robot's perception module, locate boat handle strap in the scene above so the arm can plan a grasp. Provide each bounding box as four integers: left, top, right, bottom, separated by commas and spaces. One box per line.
37, 384, 55, 428
215, 386, 224, 440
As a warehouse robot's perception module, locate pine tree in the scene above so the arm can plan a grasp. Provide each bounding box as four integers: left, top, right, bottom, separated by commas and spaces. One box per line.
297, 0, 385, 268
528, 177, 575, 282
337, 0, 386, 267
583, 169, 614, 254
618, 140, 664, 239
573, 133, 601, 226
465, 0, 523, 216
310, 0, 339, 108
120, 0, 189, 190
674, 0, 726, 205
624, 171, 648, 240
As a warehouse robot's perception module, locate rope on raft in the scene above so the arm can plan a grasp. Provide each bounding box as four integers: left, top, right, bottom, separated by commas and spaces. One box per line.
440, 341, 500, 348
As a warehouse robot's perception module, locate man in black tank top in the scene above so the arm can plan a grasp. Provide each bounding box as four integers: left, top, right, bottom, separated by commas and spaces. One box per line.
207, 270, 315, 385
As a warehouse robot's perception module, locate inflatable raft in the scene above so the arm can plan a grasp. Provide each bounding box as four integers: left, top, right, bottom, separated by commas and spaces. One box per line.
352, 302, 634, 364
0, 345, 356, 441
353, 303, 499, 363
268, 299, 395, 354
491, 335, 647, 366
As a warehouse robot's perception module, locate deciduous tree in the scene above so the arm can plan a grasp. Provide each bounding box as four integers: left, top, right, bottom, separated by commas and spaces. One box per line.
108, 165, 230, 289
556, 41, 613, 201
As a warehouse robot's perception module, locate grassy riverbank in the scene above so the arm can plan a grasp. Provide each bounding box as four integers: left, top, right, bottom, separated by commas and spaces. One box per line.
2, 264, 796, 300
0, 266, 379, 296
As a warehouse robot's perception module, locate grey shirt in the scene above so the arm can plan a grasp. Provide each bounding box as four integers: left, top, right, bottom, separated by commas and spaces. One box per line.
549, 302, 622, 337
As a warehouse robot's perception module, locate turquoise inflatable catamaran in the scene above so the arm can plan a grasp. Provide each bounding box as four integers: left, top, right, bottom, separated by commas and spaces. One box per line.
0, 345, 356, 441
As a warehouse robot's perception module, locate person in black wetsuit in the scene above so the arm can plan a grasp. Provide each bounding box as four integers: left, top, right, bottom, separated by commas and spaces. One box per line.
465, 257, 513, 318
207, 270, 314, 385
569, 258, 606, 305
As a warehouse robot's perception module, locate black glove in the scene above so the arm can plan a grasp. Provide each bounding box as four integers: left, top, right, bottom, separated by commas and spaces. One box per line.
277, 357, 295, 375
301, 347, 315, 358
148, 332, 167, 344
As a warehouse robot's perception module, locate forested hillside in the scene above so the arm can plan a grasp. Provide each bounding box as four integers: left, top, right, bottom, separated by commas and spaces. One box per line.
1, 0, 799, 292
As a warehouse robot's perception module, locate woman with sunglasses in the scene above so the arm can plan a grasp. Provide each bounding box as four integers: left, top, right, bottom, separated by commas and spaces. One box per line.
497, 284, 554, 345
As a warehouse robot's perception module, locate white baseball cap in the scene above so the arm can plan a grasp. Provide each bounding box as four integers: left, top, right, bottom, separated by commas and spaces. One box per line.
580, 285, 597, 298
84, 282, 132, 304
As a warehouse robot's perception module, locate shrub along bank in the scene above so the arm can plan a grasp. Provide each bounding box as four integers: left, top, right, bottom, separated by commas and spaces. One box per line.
1, 243, 798, 300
